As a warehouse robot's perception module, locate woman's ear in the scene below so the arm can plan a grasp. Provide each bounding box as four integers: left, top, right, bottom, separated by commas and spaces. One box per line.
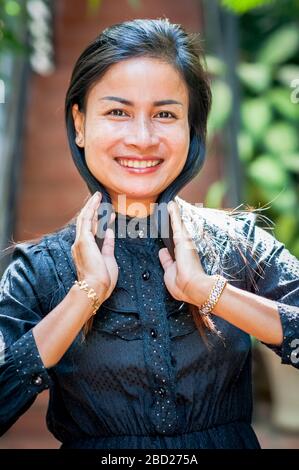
72, 103, 85, 147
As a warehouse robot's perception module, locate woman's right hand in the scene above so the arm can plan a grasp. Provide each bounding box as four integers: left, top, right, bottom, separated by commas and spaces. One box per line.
71, 191, 118, 304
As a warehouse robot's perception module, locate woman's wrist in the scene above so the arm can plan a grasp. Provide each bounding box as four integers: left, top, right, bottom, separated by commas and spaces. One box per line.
193, 274, 226, 314
191, 274, 214, 306
197, 275, 227, 316
71, 278, 106, 318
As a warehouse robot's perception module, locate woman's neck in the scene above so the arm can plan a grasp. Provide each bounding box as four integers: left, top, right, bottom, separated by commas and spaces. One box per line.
111, 195, 157, 218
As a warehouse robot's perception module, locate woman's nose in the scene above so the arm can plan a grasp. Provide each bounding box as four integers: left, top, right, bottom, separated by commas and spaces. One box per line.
123, 117, 160, 148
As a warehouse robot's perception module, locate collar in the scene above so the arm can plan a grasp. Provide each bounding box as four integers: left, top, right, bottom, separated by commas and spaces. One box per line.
44, 196, 257, 286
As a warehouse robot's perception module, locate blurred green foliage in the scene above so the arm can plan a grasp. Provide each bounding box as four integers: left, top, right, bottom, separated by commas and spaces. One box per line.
0, 0, 28, 55
207, 0, 299, 257
221, 0, 274, 14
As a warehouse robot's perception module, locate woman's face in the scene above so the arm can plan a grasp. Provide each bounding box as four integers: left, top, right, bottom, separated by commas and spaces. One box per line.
72, 56, 190, 216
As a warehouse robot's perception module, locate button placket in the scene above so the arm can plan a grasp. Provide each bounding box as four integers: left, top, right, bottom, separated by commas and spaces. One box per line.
113, 221, 178, 435
132, 249, 178, 434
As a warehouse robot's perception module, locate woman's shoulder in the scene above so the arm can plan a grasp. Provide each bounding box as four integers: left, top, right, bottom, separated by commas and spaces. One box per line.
174, 195, 273, 282
174, 195, 260, 246
1, 223, 77, 304
9, 222, 75, 259
174, 195, 258, 232
1, 223, 76, 288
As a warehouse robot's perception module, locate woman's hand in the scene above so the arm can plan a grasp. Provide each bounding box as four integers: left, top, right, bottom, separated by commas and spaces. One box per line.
71, 191, 118, 303
158, 200, 211, 306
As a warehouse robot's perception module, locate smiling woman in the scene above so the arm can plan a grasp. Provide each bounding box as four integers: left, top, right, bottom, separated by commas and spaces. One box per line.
71, 56, 190, 216
0, 17, 299, 450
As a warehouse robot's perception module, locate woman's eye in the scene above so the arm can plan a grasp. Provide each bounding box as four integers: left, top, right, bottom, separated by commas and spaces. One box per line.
156, 111, 176, 119
108, 109, 127, 117
106, 109, 176, 119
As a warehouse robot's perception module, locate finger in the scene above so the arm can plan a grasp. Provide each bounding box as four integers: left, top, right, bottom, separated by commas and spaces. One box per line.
79, 192, 102, 239
101, 226, 115, 258
94, 209, 115, 238
158, 247, 174, 272
167, 201, 183, 242
91, 207, 98, 236
76, 192, 100, 237
168, 201, 197, 257
109, 210, 116, 226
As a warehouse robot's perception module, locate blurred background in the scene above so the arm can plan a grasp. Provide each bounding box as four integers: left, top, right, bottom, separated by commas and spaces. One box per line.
0, 0, 299, 449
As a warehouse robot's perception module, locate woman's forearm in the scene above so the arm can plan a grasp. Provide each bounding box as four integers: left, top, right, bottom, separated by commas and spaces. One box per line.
33, 284, 104, 369
197, 277, 283, 346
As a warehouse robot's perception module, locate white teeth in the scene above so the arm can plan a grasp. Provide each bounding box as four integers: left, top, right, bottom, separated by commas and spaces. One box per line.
117, 159, 161, 168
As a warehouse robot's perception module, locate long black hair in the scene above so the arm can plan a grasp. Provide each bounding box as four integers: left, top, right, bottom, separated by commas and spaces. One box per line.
5, 18, 216, 343
64, 18, 217, 342
65, 18, 211, 209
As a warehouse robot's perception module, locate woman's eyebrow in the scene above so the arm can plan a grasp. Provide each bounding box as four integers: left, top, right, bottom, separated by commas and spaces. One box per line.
98, 96, 183, 106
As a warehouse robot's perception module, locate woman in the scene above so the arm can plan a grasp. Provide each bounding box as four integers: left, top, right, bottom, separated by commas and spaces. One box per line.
0, 18, 298, 449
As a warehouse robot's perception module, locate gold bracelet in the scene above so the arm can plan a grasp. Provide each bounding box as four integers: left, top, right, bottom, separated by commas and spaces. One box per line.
74, 280, 101, 316
198, 274, 227, 316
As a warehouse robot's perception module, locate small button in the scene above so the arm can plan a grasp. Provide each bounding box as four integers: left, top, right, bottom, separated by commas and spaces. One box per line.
158, 387, 166, 397
142, 270, 150, 280
150, 328, 157, 338
31, 375, 43, 386
138, 229, 145, 238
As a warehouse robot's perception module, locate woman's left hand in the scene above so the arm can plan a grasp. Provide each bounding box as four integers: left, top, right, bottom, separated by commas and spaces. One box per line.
158, 200, 211, 306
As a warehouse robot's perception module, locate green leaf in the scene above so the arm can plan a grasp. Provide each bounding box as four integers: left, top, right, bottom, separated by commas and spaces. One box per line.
267, 88, 299, 121
257, 25, 299, 65
264, 122, 298, 155
237, 62, 272, 93
276, 65, 299, 87
291, 238, 299, 258
4, 0, 21, 16
280, 153, 299, 173
237, 131, 254, 162
274, 214, 297, 246
220, 0, 274, 14
207, 80, 232, 136
258, 185, 297, 213
271, 188, 298, 213
87, 0, 102, 14
204, 180, 228, 208
241, 98, 272, 142
205, 55, 227, 76
248, 155, 288, 189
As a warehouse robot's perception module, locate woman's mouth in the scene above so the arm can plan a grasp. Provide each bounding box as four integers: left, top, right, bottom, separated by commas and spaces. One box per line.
114, 158, 163, 174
